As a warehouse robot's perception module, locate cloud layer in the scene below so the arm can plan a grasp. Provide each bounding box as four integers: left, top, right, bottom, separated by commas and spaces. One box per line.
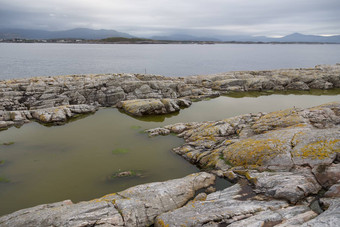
1, 0, 339, 36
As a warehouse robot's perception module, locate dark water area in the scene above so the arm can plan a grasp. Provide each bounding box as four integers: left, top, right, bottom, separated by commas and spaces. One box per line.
0, 90, 339, 216
1, 43, 340, 79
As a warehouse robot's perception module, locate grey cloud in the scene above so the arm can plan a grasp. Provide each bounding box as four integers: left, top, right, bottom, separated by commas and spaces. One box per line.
0, 0, 339, 36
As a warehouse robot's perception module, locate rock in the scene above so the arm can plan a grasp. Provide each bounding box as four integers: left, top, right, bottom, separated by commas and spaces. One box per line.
286, 81, 310, 90
292, 128, 340, 167
246, 169, 321, 204
312, 164, 340, 188
301, 198, 340, 226
229, 206, 317, 227
155, 184, 288, 227
30, 105, 97, 124
0, 64, 340, 130
117, 98, 191, 116
324, 181, 340, 197
0, 172, 215, 227
148, 102, 340, 171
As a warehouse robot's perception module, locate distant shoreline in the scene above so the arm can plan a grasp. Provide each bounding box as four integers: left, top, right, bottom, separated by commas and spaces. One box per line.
1, 38, 340, 45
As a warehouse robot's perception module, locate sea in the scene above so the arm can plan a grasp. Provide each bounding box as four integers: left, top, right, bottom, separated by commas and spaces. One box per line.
1, 43, 340, 79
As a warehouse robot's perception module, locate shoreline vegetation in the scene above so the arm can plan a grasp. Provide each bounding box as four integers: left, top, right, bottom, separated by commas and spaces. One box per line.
1, 36, 340, 44
0, 64, 340, 226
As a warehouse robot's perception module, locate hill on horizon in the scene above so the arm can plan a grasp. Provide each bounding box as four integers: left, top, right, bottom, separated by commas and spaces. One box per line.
1, 28, 340, 43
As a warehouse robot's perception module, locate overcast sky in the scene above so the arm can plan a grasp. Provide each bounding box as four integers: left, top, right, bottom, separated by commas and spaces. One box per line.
0, 0, 339, 37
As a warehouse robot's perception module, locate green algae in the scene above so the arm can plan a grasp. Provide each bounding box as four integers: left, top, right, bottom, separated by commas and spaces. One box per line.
0, 176, 10, 183
112, 148, 130, 154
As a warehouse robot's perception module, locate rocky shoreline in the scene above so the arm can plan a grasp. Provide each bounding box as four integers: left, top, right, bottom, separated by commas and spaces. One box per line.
1, 65, 340, 226
1, 64, 340, 129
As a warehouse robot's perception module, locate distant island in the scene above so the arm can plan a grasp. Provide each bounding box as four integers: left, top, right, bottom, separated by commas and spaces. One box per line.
1, 28, 340, 44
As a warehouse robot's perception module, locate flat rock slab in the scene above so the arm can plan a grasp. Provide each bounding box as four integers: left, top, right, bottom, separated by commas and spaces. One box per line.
155, 184, 316, 227
0, 172, 215, 227
117, 98, 191, 116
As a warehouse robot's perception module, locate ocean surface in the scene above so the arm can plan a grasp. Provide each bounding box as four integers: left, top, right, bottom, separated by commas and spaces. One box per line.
1, 43, 340, 79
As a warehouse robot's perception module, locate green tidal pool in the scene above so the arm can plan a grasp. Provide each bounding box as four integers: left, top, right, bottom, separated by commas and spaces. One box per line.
0, 89, 339, 216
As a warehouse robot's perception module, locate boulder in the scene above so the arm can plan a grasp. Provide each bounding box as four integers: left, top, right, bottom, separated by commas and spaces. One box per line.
117, 98, 191, 116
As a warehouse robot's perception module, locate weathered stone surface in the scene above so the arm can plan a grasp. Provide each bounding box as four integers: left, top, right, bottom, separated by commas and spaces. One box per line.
149, 102, 340, 171
155, 184, 289, 227
117, 98, 191, 116
247, 169, 321, 204
313, 164, 340, 188
301, 198, 340, 226
0, 172, 215, 227
229, 206, 317, 227
324, 181, 340, 198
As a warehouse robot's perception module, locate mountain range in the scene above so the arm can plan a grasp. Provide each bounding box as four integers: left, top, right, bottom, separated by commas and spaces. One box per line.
0, 28, 133, 40
1, 28, 340, 43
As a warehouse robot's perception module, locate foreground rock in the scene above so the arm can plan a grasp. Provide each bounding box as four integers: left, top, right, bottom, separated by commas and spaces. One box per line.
147, 102, 340, 226
1, 64, 340, 128
117, 98, 191, 116
148, 102, 340, 172
155, 183, 316, 227
0, 172, 215, 227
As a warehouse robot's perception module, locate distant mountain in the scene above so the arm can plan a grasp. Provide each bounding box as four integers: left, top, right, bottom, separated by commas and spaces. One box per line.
151, 34, 221, 42
0, 28, 134, 40
151, 33, 340, 43
275, 33, 340, 43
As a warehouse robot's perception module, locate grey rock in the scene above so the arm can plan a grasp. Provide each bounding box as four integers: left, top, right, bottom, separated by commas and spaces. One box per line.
0, 172, 215, 227
247, 169, 321, 204
313, 164, 340, 188
324, 181, 340, 197
155, 184, 288, 227
117, 98, 191, 116
301, 198, 340, 226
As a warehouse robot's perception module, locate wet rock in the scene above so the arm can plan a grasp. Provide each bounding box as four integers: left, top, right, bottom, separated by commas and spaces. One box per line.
0, 172, 215, 227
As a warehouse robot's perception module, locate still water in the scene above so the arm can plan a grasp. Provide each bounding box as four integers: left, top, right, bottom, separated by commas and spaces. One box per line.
0, 90, 339, 216
1, 43, 340, 79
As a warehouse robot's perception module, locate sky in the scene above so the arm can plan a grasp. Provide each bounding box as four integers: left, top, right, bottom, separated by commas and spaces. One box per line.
0, 0, 339, 37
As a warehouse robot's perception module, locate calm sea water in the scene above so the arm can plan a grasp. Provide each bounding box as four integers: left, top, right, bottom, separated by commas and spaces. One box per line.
1, 43, 340, 79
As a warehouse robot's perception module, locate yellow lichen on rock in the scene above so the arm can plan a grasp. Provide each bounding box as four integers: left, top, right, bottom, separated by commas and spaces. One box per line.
251, 108, 305, 133
294, 139, 340, 160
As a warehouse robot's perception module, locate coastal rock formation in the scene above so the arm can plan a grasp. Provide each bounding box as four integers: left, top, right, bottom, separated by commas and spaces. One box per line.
0, 172, 215, 227
1, 64, 340, 128
146, 102, 340, 225
148, 102, 340, 171
116, 98, 191, 116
